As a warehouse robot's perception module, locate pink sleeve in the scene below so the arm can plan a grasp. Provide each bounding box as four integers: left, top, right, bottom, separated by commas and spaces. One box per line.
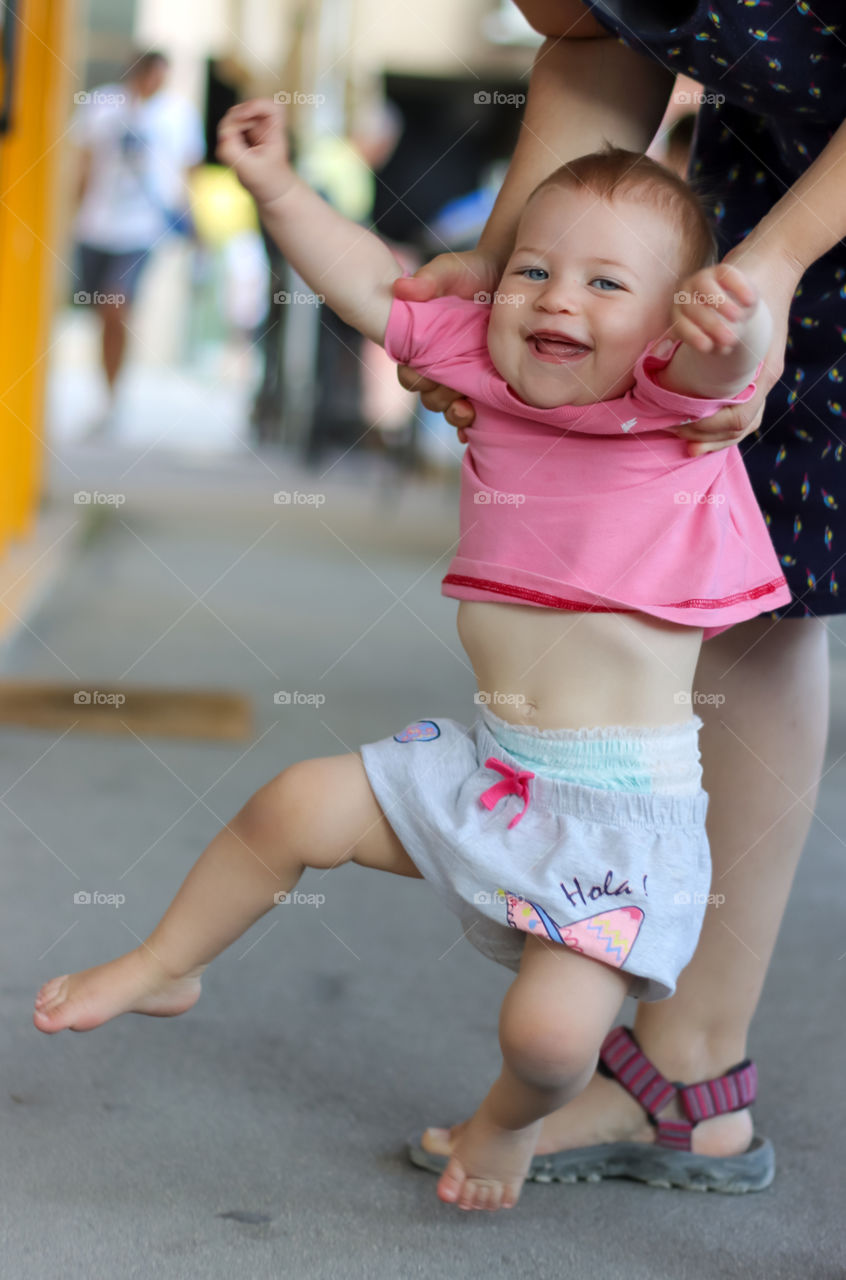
383, 293, 491, 396
632, 337, 764, 422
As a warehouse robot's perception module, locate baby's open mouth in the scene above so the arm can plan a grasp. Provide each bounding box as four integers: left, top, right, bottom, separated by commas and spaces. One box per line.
527, 332, 592, 363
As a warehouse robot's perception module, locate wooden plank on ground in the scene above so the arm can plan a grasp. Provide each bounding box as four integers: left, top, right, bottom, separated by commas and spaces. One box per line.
0, 681, 252, 741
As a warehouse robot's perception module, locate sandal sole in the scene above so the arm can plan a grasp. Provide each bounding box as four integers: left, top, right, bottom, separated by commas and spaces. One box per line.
407, 1132, 775, 1194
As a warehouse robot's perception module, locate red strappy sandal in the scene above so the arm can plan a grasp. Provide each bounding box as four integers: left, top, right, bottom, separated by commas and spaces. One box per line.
408, 1025, 775, 1194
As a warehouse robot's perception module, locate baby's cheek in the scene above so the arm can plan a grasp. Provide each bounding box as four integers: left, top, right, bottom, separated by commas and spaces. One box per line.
486, 321, 512, 380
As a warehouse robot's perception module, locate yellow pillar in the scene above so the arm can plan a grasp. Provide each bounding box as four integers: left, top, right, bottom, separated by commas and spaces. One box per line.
0, 0, 77, 557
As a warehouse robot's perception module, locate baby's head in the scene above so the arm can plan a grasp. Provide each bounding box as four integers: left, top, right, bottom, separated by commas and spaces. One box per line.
486, 145, 718, 408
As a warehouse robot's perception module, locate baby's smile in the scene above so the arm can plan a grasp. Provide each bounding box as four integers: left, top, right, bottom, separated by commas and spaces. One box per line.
525, 328, 593, 364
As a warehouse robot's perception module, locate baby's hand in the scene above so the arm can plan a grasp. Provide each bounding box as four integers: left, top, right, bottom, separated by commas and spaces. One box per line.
671, 264, 760, 357
216, 99, 295, 208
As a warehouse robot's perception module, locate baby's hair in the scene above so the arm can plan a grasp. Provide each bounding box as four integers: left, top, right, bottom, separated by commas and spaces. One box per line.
526, 142, 719, 280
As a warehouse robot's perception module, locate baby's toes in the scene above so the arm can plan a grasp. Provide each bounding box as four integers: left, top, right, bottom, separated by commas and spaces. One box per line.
436, 1155, 469, 1205
457, 1175, 481, 1212
500, 1181, 521, 1210
35, 975, 69, 1011
462, 1178, 512, 1212
436, 1155, 525, 1211
469, 1182, 490, 1211
469, 1181, 497, 1212
34, 975, 63, 1002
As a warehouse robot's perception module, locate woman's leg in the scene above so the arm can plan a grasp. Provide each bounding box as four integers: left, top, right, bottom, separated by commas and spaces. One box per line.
625, 613, 831, 1149
437, 933, 631, 1211
424, 614, 830, 1159
34, 753, 421, 1033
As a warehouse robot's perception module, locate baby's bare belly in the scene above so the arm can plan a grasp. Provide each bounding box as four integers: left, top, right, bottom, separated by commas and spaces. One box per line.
457, 601, 703, 730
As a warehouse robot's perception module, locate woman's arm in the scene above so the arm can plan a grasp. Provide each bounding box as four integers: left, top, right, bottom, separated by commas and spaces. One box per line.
395, 16, 675, 297
477, 11, 676, 263
726, 116, 846, 277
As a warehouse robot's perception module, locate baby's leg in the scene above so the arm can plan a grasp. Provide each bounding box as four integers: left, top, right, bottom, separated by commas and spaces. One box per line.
34, 753, 420, 1033
438, 934, 631, 1211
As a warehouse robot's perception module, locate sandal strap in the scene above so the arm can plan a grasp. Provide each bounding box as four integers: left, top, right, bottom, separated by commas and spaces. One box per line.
599, 1026, 758, 1150
677, 1059, 758, 1125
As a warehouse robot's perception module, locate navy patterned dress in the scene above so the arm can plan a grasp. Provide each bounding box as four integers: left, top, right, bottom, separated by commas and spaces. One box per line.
582, 0, 846, 621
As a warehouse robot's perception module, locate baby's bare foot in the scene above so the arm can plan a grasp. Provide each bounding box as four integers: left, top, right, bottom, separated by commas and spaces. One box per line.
33, 947, 204, 1034
436, 1100, 540, 1211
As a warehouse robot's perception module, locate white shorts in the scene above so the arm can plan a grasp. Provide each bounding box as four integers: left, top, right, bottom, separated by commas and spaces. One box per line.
360, 714, 712, 1002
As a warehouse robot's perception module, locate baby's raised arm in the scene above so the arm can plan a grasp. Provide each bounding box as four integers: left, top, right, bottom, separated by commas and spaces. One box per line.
216, 100, 402, 345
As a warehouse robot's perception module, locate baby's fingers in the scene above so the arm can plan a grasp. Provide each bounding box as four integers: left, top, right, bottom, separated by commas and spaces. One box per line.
224, 98, 280, 123
216, 122, 247, 166
713, 262, 759, 309
673, 310, 736, 355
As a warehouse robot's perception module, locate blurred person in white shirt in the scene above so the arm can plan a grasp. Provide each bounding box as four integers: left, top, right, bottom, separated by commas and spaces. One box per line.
71, 50, 205, 418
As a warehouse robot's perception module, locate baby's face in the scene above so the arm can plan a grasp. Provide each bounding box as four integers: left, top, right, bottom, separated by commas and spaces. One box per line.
486, 185, 685, 408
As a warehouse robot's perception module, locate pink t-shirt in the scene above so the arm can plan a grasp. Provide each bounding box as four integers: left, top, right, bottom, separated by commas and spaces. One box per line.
384, 294, 791, 640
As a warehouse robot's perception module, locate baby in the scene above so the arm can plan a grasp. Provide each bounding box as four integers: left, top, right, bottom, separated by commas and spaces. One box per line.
33, 101, 791, 1213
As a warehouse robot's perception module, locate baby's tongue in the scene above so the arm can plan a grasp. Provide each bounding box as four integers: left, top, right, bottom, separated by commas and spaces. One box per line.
534, 335, 587, 356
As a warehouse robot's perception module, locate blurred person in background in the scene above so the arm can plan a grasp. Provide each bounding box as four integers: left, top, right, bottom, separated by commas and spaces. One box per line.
70, 49, 205, 429
295, 96, 406, 461
348, 99, 419, 460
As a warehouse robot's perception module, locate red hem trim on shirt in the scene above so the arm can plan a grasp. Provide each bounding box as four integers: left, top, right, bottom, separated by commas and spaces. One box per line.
442, 574, 789, 612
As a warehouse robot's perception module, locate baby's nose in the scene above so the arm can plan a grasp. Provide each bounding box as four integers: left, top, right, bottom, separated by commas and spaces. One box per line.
536, 280, 579, 311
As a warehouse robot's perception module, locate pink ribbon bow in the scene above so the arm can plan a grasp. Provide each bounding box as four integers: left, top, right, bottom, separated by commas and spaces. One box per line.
479, 757, 535, 829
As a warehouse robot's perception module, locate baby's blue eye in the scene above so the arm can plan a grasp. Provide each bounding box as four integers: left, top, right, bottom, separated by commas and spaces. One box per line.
518, 268, 622, 290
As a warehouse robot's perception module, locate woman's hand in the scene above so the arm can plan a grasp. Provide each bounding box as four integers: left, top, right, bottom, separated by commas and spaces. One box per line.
216, 99, 296, 208
672, 249, 802, 457
394, 249, 503, 441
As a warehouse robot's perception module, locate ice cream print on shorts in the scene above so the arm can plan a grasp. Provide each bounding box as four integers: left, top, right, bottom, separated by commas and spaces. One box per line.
502, 892, 644, 970
393, 720, 441, 743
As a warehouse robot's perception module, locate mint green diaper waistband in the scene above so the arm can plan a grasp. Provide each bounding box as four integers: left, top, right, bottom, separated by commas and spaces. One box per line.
479, 706, 704, 796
